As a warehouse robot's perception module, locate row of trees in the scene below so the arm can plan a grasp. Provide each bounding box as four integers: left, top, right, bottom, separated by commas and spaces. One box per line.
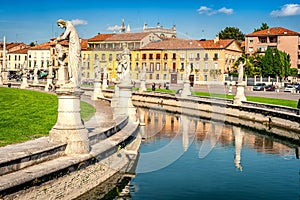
218, 23, 297, 78
231, 47, 297, 79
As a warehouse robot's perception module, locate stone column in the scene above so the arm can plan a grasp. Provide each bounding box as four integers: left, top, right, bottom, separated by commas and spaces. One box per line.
20, 75, 29, 89
102, 73, 108, 90
113, 82, 137, 122
181, 79, 191, 97
45, 78, 53, 91
91, 79, 104, 100
111, 83, 120, 108
49, 87, 90, 154
234, 82, 247, 105
139, 79, 147, 92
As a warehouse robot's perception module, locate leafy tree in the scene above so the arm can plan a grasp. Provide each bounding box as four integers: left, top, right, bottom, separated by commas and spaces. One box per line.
29, 42, 36, 47
217, 27, 245, 41
254, 23, 269, 32
261, 47, 274, 77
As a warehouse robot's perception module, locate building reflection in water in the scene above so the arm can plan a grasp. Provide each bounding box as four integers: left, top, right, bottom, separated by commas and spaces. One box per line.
137, 107, 298, 169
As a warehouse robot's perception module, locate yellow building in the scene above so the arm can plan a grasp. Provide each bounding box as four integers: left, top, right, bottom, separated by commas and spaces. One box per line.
135, 37, 242, 85
84, 32, 161, 83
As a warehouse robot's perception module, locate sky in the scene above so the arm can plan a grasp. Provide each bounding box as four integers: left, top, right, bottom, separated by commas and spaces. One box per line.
1, 0, 300, 44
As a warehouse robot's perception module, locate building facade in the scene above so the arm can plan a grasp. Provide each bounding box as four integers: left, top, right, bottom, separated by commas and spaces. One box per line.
245, 27, 300, 73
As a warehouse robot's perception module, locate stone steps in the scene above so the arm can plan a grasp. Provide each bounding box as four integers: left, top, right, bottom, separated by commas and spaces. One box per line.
0, 116, 127, 177
0, 120, 140, 197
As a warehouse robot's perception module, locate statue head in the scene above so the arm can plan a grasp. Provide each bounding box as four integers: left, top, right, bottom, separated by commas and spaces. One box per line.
56, 19, 66, 28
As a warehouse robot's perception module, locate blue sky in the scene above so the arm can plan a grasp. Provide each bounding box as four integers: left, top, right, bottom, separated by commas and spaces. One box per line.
1, 0, 300, 44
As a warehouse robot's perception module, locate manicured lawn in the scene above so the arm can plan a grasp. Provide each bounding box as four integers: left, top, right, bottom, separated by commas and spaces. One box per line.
0, 87, 95, 147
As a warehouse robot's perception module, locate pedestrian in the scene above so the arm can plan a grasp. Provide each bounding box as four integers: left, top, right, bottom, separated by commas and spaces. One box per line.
152, 82, 156, 91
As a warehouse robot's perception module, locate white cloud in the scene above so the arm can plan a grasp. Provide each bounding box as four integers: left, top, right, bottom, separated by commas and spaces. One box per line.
106, 25, 122, 32
218, 7, 233, 15
71, 19, 88, 26
270, 4, 300, 17
197, 6, 233, 15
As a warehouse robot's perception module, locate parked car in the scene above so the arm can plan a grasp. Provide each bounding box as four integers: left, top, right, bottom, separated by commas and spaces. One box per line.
253, 83, 266, 91
284, 85, 295, 92
265, 85, 276, 91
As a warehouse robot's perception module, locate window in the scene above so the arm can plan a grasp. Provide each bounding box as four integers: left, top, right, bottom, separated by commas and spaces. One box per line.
196, 53, 200, 60
181, 63, 184, 70
156, 74, 159, 80
259, 37, 267, 43
172, 53, 176, 59
249, 38, 254, 43
164, 53, 168, 60
142, 54, 147, 59
150, 63, 154, 72
204, 62, 208, 69
156, 54, 161, 59
163, 74, 167, 80
214, 53, 218, 59
204, 75, 208, 81
109, 54, 112, 61
213, 62, 218, 69
163, 63, 168, 71
156, 63, 160, 71
101, 54, 105, 61
149, 74, 153, 79
204, 53, 208, 60
149, 54, 153, 59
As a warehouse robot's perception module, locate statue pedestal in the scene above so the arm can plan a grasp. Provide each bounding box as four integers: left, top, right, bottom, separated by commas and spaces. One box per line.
33, 76, 39, 85
113, 83, 137, 122
111, 84, 120, 108
181, 80, 191, 97
0, 73, 3, 86
91, 80, 104, 100
45, 78, 53, 91
102, 78, 108, 89
234, 83, 247, 105
49, 86, 90, 154
20, 76, 29, 89
139, 79, 147, 92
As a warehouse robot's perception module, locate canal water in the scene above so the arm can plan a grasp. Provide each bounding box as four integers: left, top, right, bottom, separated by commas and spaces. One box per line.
124, 108, 299, 200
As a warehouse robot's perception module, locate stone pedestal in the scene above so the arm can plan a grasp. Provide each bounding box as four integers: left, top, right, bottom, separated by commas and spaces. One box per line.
234, 83, 247, 105
49, 86, 90, 155
0, 73, 3, 86
91, 80, 104, 100
20, 76, 29, 89
45, 78, 53, 92
181, 80, 191, 97
113, 83, 137, 122
2, 71, 8, 84
111, 84, 120, 108
139, 79, 147, 92
33, 75, 39, 85
102, 77, 108, 89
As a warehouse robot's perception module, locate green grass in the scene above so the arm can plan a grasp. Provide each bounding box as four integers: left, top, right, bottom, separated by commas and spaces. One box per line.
0, 87, 95, 147
246, 96, 298, 108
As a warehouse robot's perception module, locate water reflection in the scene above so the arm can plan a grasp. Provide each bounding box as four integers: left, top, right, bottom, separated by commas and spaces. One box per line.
84, 107, 299, 199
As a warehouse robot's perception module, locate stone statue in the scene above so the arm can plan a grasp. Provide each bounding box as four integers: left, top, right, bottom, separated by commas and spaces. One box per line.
94, 58, 101, 80
55, 44, 66, 67
117, 44, 130, 84
185, 63, 191, 81
238, 61, 245, 83
141, 63, 146, 80
55, 19, 81, 88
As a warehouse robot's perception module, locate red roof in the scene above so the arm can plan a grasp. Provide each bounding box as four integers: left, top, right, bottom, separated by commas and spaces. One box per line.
140, 38, 234, 50
196, 39, 234, 49
10, 48, 29, 54
140, 38, 203, 50
88, 33, 115, 42
81, 39, 88, 50
30, 42, 51, 50
246, 27, 299, 37
105, 32, 152, 41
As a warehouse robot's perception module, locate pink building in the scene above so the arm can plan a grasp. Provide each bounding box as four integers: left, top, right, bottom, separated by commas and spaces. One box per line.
245, 27, 300, 74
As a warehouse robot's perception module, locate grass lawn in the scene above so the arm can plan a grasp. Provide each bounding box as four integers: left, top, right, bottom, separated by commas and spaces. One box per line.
0, 87, 95, 147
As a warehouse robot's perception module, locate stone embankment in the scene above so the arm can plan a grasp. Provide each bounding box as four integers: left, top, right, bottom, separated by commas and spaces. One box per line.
0, 96, 141, 200
97, 89, 299, 144
128, 92, 300, 144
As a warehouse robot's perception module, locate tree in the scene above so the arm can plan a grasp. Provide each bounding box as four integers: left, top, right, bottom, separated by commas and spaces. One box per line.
217, 27, 245, 41
261, 47, 274, 77
29, 42, 36, 47
254, 23, 269, 32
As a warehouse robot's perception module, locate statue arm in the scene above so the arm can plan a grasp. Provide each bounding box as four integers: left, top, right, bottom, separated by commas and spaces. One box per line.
56, 23, 71, 41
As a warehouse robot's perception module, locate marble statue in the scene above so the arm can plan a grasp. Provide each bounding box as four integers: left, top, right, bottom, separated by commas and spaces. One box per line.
117, 44, 131, 83
55, 44, 66, 67
94, 58, 101, 80
55, 19, 81, 87
237, 61, 245, 83
185, 63, 191, 81
141, 63, 146, 80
